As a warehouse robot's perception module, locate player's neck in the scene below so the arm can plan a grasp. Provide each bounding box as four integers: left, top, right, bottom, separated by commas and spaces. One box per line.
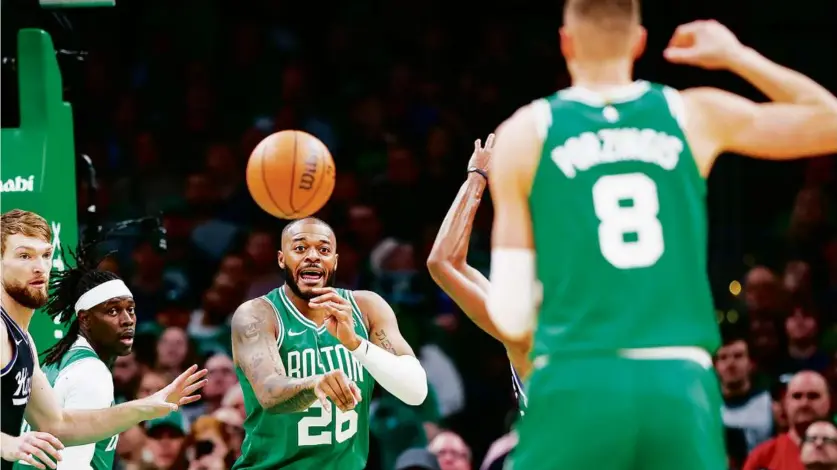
0, 289, 35, 331
568, 58, 635, 91
282, 284, 326, 326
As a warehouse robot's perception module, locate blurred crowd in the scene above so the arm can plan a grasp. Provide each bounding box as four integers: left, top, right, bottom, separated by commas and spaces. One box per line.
4, 0, 836, 469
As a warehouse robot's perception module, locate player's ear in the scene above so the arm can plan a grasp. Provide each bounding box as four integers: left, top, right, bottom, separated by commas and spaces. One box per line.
559, 27, 575, 61
333, 253, 339, 272
77, 310, 89, 329
631, 26, 647, 60
277, 250, 286, 269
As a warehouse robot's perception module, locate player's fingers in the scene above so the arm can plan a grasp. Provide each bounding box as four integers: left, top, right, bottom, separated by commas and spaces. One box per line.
30, 436, 62, 461
21, 443, 54, 469
33, 433, 64, 450
178, 394, 203, 406
663, 47, 697, 64
485, 133, 495, 149
349, 382, 363, 403
314, 385, 331, 411
19, 452, 47, 470
321, 379, 349, 411
474, 139, 481, 152
183, 379, 208, 396
333, 374, 356, 409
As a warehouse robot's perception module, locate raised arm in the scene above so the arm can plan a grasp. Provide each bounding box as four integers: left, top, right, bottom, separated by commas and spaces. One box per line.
427, 136, 530, 354
349, 290, 428, 406
230, 298, 320, 413
24, 335, 206, 447
664, 20, 837, 174
486, 104, 543, 342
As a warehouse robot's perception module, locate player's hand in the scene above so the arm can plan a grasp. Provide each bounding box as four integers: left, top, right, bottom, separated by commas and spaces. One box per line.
467, 134, 495, 173
663, 20, 744, 70
313, 369, 363, 412
0, 431, 64, 469
309, 288, 362, 351
144, 364, 208, 418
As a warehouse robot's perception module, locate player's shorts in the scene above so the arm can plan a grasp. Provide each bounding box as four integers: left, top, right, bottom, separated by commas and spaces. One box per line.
509, 347, 726, 470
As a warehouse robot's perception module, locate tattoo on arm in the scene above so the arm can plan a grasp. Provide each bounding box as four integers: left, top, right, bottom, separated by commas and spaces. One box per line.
232, 301, 319, 414
374, 329, 397, 355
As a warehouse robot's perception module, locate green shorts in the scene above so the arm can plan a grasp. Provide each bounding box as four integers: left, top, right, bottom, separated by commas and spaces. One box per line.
509, 353, 726, 470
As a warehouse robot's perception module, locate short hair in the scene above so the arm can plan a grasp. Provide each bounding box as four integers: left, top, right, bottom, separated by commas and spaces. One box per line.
281, 217, 334, 241
565, 0, 640, 31
1, 209, 52, 255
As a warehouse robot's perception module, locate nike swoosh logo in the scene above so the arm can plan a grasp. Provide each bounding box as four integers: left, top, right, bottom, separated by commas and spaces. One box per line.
288, 330, 306, 337
14, 339, 22, 346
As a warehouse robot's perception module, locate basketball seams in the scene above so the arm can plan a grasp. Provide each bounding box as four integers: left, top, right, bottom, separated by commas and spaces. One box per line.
258, 139, 293, 217
297, 140, 331, 215
288, 132, 299, 216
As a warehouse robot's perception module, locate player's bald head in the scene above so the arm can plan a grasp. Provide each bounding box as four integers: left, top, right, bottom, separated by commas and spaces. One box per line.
562, 0, 644, 60
281, 217, 336, 246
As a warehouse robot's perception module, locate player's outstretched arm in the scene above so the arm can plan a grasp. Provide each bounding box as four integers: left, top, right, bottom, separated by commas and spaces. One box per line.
230, 298, 320, 413
23, 333, 207, 447
665, 20, 837, 171
351, 291, 428, 406
486, 105, 543, 341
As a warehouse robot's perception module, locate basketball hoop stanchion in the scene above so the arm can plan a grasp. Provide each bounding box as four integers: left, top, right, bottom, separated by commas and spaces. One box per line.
1, 0, 114, 351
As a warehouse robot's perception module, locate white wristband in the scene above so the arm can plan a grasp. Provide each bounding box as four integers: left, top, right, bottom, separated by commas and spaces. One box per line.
351, 339, 428, 406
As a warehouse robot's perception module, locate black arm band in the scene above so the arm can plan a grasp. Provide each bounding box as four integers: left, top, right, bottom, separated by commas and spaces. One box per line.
467, 167, 488, 181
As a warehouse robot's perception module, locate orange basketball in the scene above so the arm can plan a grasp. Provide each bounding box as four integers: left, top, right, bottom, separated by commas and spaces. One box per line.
246, 130, 336, 219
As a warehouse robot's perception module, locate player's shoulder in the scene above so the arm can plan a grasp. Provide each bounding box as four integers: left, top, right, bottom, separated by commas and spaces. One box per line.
231, 297, 278, 332
349, 290, 388, 311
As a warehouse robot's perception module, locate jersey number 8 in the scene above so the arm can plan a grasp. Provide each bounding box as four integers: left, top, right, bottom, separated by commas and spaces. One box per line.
592, 173, 665, 269
298, 400, 358, 446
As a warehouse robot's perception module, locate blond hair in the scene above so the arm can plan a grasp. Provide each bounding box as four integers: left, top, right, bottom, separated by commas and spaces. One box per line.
1, 209, 52, 255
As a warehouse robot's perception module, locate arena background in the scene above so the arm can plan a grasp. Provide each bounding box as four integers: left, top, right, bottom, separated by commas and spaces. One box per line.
2, 0, 835, 468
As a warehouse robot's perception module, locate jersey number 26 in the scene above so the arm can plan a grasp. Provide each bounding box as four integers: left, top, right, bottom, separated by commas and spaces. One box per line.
592, 173, 665, 269
298, 401, 358, 446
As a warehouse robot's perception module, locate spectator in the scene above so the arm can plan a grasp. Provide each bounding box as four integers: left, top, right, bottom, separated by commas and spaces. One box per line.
429, 431, 472, 470
155, 327, 197, 380
183, 353, 238, 423
243, 229, 283, 299
801, 420, 837, 470
716, 327, 774, 452
140, 412, 188, 470
744, 371, 831, 470
220, 384, 246, 420
395, 448, 441, 470
137, 371, 169, 399
778, 304, 829, 382
115, 425, 147, 470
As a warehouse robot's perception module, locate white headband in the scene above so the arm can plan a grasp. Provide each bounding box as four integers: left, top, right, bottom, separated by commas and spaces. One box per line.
74, 280, 134, 313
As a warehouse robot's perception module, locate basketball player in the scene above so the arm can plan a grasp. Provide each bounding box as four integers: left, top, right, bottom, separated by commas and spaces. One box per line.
426, 134, 530, 416
14, 243, 137, 470
1, 209, 207, 470
230, 217, 428, 470
485, 2, 837, 469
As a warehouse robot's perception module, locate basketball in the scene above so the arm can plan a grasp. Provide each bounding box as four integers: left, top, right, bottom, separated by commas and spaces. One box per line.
246, 130, 336, 219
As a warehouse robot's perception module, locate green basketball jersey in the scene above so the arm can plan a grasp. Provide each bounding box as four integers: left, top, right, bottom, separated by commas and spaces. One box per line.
528, 81, 719, 359
15, 344, 117, 470
233, 287, 374, 470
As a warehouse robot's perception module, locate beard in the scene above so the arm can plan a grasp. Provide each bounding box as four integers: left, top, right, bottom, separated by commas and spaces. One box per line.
2, 277, 48, 309
283, 265, 335, 300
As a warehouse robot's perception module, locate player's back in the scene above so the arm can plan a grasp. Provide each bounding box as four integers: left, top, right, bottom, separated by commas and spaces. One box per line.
233, 287, 373, 470
529, 80, 719, 359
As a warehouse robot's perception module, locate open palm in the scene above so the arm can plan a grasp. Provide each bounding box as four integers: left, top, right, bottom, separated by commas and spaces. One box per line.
147, 365, 208, 418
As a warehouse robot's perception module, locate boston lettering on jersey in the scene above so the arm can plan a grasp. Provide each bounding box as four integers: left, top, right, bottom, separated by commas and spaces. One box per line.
285, 343, 365, 383
551, 128, 684, 179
